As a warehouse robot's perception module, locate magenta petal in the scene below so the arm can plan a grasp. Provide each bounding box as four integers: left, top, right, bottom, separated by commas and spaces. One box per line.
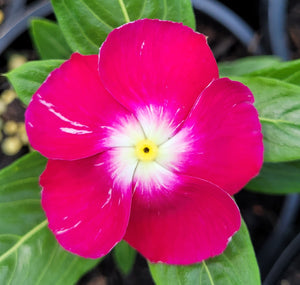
26, 53, 131, 160
179, 78, 264, 195
124, 172, 241, 265
40, 153, 132, 258
99, 19, 218, 127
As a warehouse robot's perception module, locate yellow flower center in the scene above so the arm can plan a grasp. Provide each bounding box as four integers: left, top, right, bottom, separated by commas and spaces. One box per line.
135, 139, 158, 162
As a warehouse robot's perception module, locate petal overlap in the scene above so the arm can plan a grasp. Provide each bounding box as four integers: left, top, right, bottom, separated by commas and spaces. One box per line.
158, 78, 264, 195
99, 19, 219, 128
125, 166, 241, 264
26, 53, 132, 160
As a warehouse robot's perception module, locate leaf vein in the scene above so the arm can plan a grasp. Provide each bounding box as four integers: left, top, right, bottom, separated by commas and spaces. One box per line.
0, 198, 41, 207
175, 267, 183, 285
162, 0, 167, 20
138, 0, 147, 19
202, 261, 215, 285
259, 116, 300, 126
61, 0, 99, 49
57, 257, 79, 282
118, 0, 130, 23
6, 251, 17, 285
79, 0, 114, 30
0, 220, 48, 263
34, 243, 60, 285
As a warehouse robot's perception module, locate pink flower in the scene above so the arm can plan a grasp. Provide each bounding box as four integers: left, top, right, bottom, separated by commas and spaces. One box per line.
25, 19, 263, 265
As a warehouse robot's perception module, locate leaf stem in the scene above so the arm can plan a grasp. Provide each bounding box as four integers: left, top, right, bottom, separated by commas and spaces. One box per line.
0, 220, 48, 263
118, 0, 130, 23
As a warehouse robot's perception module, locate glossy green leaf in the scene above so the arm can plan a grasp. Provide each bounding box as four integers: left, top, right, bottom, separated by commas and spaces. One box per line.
30, 19, 72, 60
235, 76, 300, 162
51, 0, 195, 55
0, 152, 99, 285
219, 56, 281, 77
248, 58, 300, 86
6, 59, 64, 105
113, 240, 137, 275
246, 161, 300, 194
148, 221, 260, 285
284, 70, 300, 86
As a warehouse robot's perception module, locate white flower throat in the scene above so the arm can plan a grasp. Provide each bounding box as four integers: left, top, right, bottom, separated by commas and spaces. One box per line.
104, 105, 194, 190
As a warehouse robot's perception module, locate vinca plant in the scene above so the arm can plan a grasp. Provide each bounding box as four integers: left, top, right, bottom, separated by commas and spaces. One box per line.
1, 0, 300, 284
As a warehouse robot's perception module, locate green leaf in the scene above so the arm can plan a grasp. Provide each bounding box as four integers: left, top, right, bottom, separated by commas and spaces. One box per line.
148, 221, 260, 285
0, 152, 99, 285
6, 59, 64, 105
30, 19, 72, 60
235, 76, 300, 162
163, 0, 195, 30
51, 0, 195, 55
247, 58, 300, 86
113, 240, 137, 275
218, 56, 281, 77
246, 161, 300, 194
284, 70, 300, 86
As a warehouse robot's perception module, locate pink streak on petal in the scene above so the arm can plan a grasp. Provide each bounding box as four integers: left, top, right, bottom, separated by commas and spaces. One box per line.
171, 78, 264, 195
40, 152, 132, 258
99, 19, 218, 127
125, 170, 241, 265
26, 53, 131, 160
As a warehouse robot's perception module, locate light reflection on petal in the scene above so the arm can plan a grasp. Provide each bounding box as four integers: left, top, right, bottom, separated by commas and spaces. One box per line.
38, 97, 89, 128
60, 127, 93, 135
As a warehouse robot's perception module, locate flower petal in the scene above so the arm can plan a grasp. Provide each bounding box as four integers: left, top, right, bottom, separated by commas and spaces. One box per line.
124, 163, 240, 264
40, 152, 133, 258
26, 53, 132, 160
99, 19, 218, 128
158, 78, 263, 195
